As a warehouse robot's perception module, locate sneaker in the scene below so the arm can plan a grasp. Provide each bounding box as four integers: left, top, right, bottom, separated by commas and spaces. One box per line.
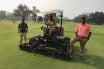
67, 50, 73, 59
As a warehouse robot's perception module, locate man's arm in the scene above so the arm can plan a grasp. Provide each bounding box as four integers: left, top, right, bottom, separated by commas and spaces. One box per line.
26, 24, 28, 33
87, 24, 92, 41
75, 32, 78, 37
87, 32, 92, 41
18, 24, 20, 33
75, 24, 79, 37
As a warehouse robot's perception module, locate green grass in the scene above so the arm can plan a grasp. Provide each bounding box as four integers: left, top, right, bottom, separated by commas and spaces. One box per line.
0, 20, 104, 69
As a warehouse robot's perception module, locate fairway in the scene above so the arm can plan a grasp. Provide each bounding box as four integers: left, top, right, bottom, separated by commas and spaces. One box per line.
0, 21, 104, 69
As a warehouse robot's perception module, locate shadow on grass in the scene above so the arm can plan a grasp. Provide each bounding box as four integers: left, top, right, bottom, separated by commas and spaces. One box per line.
70, 54, 104, 69
32, 48, 72, 61
68, 46, 104, 69
20, 46, 104, 69
36, 46, 104, 69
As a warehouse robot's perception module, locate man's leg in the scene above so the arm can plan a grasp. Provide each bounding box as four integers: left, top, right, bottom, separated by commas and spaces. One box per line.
20, 33, 23, 44
70, 37, 78, 51
67, 36, 78, 56
79, 38, 87, 59
24, 33, 27, 44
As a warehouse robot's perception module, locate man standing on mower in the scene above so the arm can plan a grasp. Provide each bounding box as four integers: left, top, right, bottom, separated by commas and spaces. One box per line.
68, 16, 92, 60
18, 18, 28, 45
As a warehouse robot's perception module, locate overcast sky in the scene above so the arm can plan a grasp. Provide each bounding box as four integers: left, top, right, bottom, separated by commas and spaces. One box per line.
0, 0, 104, 19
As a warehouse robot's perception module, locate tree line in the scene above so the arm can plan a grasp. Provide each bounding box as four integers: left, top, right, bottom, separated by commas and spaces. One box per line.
73, 12, 104, 25
0, 4, 104, 25
0, 4, 43, 23
0, 4, 62, 23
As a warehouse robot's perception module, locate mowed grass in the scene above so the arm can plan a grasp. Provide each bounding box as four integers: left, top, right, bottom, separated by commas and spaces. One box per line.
0, 20, 104, 69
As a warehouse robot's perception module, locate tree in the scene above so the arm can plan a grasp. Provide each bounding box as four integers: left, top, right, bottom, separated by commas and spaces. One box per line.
73, 11, 104, 25
63, 17, 71, 22
0, 11, 6, 20
94, 12, 104, 24
31, 6, 40, 22
37, 16, 43, 22
73, 15, 82, 22
43, 14, 49, 22
6, 12, 19, 23
13, 4, 31, 20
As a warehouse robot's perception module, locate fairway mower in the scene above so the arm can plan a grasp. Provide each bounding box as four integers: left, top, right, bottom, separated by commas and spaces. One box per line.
19, 10, 70, 57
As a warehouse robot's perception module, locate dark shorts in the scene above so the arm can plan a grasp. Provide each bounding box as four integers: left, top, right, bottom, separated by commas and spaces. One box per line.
20, 30, 27, 33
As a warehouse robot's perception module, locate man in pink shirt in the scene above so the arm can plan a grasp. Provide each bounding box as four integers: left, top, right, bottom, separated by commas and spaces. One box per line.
68, 16, 92, 60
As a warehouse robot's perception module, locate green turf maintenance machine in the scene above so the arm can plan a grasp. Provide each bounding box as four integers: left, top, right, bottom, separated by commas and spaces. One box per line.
19, 10, 71, 59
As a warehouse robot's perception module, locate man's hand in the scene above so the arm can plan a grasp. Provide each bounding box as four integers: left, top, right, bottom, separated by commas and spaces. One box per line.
75, 32, 78, 37
87, 32, 92, 41
86, 37, 90, 41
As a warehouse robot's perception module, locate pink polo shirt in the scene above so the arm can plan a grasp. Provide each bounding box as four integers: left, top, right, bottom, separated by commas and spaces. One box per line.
75, 23, 91, 37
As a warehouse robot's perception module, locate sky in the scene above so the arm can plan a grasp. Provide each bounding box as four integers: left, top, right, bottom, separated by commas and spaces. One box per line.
0, 0, 104, 19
